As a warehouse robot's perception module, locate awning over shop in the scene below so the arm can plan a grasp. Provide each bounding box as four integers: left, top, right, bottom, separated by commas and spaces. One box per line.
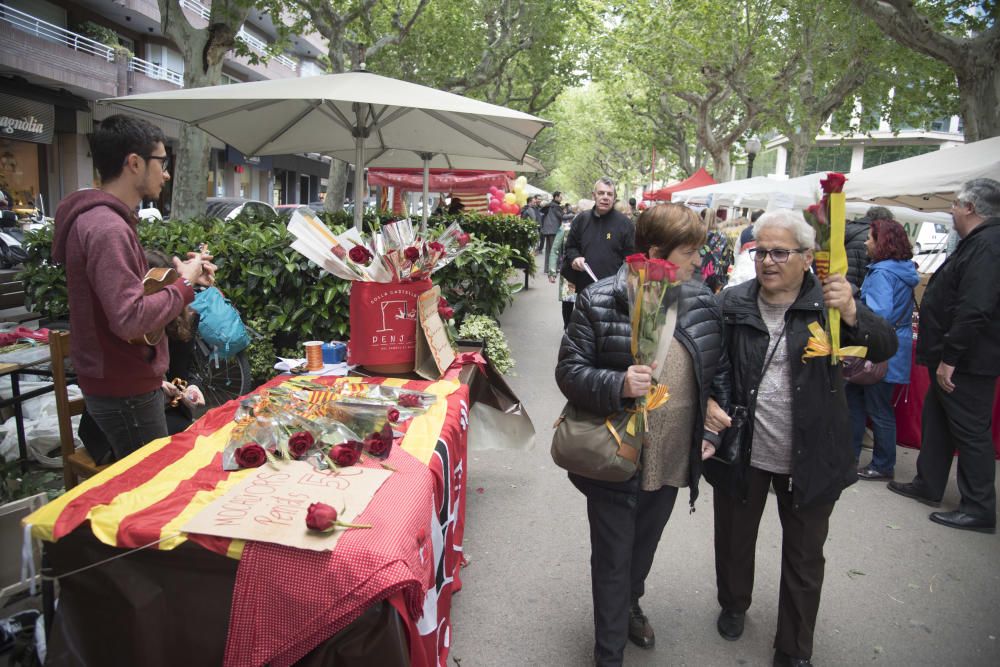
368, 169, 512, 192
643, 167, 716, 202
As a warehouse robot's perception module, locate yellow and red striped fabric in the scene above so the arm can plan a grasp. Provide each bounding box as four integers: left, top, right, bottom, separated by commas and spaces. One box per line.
25, 375, 461, 560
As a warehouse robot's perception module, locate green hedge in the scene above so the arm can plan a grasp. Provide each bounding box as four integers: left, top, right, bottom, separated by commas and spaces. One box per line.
21, 210, 520, 379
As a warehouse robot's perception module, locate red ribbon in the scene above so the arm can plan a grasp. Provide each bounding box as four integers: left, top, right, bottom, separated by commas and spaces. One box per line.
445, 351, 488, 379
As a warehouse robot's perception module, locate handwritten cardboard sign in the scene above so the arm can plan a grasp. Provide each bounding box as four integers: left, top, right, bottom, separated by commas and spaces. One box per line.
182, 461, 392, 552
414, 285, 456, 380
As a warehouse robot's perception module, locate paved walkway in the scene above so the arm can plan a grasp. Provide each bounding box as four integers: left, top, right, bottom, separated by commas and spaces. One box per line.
449, 264, 1000, 666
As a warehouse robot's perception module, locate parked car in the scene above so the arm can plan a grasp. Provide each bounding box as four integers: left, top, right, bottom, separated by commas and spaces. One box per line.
275, 202, 327, 220
912, 221, 949, 255
205, 198, 277, 221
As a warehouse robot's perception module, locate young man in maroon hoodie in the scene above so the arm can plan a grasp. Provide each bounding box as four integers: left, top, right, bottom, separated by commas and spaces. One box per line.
53, 115, 214, 461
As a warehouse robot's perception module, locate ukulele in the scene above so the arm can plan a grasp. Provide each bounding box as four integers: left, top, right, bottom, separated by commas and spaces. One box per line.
127, 266, 178, 346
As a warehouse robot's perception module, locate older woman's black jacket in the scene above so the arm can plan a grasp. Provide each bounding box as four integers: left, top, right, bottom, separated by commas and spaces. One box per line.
704, 274, 897, 509
555, 265, 731, 506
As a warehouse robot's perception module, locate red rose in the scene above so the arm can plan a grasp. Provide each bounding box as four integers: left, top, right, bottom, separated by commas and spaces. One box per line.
625, 253, 647, 273
439, 296, 449, 308
234, 443, 266, 468
457, 233, 470, 247
331, 440, 363, 467
348, 245, 372, 264
387, 407, 401, 423
429, 241, 445, 253
820, 172, 846, 194
365, 429, 393, 458
646, 258, 679, 283
438, 305, 454, 320
398, 393, 421, 408
306, 502, 338, 531
404, 246, 421, 262
288, 431, 314, 458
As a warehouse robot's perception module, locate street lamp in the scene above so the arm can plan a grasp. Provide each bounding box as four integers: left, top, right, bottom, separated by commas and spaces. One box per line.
745, 136, 762, 178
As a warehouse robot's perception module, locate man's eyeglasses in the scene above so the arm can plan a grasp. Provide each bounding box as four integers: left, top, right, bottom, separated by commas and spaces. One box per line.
144, 154, 170, 171
749, 247, 807, 263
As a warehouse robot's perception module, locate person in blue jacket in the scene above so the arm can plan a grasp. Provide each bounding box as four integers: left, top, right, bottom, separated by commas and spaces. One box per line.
850, 218, 920, 480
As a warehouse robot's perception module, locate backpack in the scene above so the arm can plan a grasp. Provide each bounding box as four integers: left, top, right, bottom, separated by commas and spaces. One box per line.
190, 287, 250, 359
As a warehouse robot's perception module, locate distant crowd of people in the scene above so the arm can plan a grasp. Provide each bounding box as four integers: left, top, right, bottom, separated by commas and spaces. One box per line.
551, 176, 1000, 667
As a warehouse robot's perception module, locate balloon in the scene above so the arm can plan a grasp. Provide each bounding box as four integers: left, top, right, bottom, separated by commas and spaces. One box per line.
516, 192, 528, 206
503, 192, 516, 205
488, 198, 503, 212
489, 186, 501, 197
504, 202, 520, 214
515, 175, 527, 189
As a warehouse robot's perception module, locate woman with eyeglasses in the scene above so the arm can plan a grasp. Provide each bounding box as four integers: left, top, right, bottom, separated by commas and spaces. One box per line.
703, 209, 896, 667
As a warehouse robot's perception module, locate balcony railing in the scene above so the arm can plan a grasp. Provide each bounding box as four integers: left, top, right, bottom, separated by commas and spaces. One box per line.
130, 56, 184, 86
236, 27, 298, 72
179, 0, 210, 21
180, 0, 298, 72
0, 3, 115, 61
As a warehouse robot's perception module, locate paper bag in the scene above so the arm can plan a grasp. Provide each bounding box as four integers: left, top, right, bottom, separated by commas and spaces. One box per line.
466, 353, 535, 451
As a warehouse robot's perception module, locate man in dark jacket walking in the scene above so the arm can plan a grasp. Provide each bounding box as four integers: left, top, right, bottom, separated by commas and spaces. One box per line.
888, 178, 1000, 534
537, 191, 562, 269
563, 178, 634, 292
843, 206, 894, 290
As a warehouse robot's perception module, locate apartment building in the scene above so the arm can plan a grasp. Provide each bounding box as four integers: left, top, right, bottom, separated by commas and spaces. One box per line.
0, 0, 331, 216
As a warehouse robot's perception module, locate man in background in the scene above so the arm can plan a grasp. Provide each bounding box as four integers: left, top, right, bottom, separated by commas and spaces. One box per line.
563, 177, 634, 293
888, 178, 1000, 534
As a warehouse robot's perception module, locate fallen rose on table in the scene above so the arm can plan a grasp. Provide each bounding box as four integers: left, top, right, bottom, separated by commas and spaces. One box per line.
305, 502, 372, 533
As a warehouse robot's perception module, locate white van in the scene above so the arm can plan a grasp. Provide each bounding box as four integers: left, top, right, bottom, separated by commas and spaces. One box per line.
912, 221, 950, 255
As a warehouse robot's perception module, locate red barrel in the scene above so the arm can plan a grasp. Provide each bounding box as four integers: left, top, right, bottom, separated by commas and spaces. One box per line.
347, 279, 432, 372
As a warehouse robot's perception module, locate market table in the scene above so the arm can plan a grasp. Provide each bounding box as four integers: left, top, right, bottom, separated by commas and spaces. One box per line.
25, 371, 474, 667
894, 339, 1000, 459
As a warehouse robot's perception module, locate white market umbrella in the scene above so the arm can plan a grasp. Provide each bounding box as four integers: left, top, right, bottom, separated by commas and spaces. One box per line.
106, 70, 550, 229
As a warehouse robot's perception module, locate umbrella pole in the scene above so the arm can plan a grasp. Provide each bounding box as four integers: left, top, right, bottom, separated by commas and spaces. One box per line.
354, 104, 366, 232
420, 153, 431, 235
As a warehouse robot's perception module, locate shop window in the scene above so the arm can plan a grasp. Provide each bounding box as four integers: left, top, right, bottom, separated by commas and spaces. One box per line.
862, 144, 937, 168
801, 146, 852, 175
0, 139, 41, 214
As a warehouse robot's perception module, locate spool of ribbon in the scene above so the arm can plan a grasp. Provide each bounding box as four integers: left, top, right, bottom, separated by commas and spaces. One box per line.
801, 321, 867, 363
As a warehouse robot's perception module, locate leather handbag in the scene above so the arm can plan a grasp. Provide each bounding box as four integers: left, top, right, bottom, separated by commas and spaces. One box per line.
712, 320, 786, 466
841, 356, 888, 385
711, 405, 747, 465
550, 402, 643, 482
842, 296, 914, 385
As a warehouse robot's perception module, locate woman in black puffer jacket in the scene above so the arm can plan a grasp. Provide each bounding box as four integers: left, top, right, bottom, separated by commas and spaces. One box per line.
555, 203, 731, 667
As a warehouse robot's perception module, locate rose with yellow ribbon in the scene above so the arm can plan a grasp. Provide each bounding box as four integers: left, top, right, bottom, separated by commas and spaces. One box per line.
801, 321, 868, 363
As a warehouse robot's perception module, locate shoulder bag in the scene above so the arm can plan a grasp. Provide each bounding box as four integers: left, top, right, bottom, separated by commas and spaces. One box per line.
842, 295, 914, 385
550, 305, 675, 482
712, 320, 786, 465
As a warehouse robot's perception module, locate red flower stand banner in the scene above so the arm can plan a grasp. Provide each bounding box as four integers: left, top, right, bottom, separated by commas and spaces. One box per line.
893, 341, 1000, 459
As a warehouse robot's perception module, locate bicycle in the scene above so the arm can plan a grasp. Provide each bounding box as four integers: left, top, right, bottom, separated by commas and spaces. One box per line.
188, 329, 255, 409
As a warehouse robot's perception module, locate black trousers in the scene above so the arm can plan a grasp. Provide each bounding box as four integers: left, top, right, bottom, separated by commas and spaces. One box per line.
915, 371, 998, 519
572, 474, 678, 667
713, 467, 834, 660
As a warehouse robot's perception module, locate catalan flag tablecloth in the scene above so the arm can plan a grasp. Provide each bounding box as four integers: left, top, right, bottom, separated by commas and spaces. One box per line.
26, 374, 471, 667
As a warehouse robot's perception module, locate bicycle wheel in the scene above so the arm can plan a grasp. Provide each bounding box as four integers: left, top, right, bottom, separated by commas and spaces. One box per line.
189, 339, 253, 409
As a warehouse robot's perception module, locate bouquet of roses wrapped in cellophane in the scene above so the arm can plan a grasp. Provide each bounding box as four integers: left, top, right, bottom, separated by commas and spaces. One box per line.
624, 253, 683, 436
801, 172, 863, 364
285, 208, 470, 284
